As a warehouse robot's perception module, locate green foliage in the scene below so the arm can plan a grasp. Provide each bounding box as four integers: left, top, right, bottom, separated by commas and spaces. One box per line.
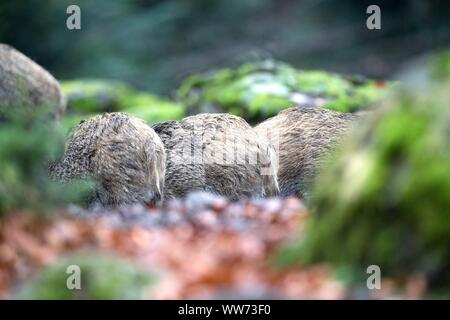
278, 81, 450, 285
3, 1, 449, 95
431, 50, 450, 80
177, 60, 388, 123
61, 79, 185, 126
123, 92, 185, 125
61, 80, 131, 113
15, 251, 155, 300
0, 105, 94, 215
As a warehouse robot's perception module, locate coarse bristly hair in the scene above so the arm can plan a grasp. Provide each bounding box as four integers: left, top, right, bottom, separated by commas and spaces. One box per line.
50, 112, 166, 207
255, 105, 361, 199
153, 113, 279, 200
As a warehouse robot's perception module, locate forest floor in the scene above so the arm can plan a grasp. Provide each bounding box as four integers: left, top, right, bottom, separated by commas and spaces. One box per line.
0, 193, 425, 299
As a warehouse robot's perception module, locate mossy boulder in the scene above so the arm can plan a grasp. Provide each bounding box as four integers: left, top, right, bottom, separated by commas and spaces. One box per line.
0, 44, 66, 120
177, 60, 388, 123
278, 80, 450, 286
15, 251, 154, 300
61, 79, 185, 124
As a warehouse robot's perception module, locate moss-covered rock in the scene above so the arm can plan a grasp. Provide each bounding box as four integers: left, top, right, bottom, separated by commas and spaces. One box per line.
0, 44, 66, 120
61, 79, 185, 124
177, 60, 388, 123
278, 80, 450, 286
15, 251, 154, 300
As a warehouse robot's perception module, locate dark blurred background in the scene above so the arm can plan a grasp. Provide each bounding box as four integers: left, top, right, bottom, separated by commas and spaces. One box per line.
1, 0, 449, 95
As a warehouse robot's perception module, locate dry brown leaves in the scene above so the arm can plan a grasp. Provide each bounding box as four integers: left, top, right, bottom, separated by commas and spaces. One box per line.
0, 193, 347, 299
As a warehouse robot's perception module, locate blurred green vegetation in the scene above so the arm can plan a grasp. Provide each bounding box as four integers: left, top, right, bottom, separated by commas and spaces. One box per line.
0, 105, 94, 215
1, 0, 449, 95
61, 79, 185, 132
178, 60, 388, 123
15, 251, 154, 299
277, 78, 450, 287
431, 50, 450, 80
62, 80, 132, 113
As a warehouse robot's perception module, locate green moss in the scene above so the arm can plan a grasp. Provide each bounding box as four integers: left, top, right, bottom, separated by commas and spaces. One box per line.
61, 79, 132, 113
177, 60, 388, 123
15, 251, 155, 300
122, 92, 185, 125
278, 81, 450, 286
431, 50, 450, 80
61, 79, 185, 124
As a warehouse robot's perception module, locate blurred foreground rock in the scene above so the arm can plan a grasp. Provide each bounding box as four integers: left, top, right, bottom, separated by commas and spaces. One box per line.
280, 77, 450, 291
14, 251, 154, 299
0, 44, 65, 120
